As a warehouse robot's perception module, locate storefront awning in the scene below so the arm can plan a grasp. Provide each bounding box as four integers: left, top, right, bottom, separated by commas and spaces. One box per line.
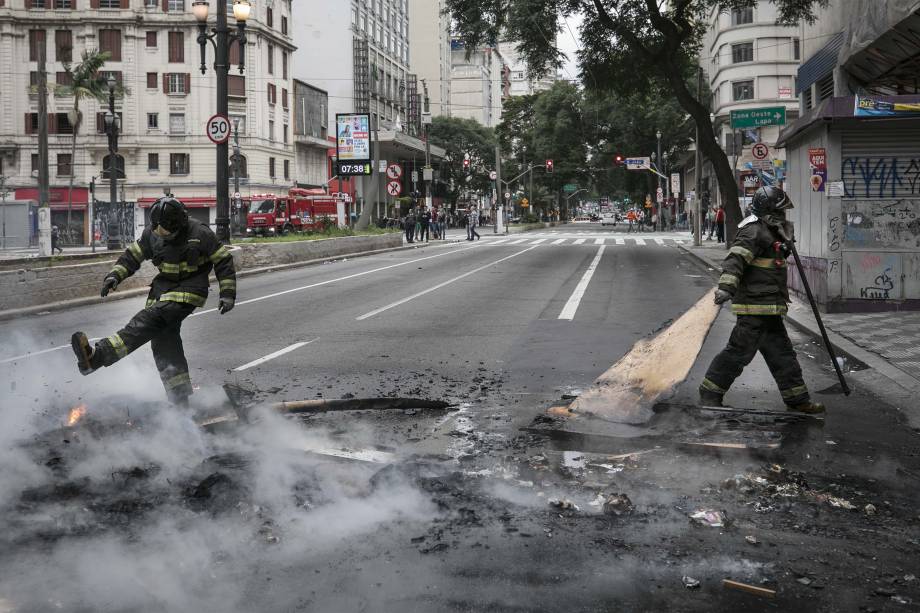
15, 187, 88, 210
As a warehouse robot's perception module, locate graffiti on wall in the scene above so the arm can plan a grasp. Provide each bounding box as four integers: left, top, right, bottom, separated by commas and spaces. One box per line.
842, 157, 920, 199
843, 251, 901, 300
842, 200, 920, 249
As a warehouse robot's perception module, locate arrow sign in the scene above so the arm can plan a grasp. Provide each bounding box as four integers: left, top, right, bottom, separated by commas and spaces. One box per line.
730, 107, 787, 129
625, 157, 651, 171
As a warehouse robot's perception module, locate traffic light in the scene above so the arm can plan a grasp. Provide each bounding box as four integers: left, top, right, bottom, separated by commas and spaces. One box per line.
614, 153, 625, 165
545, 159, 554, 174
463, 158, 470, 172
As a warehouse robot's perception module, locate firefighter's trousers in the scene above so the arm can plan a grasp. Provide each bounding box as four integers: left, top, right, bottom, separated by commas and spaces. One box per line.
94, 300, 197, 403
700, 315, 810, 405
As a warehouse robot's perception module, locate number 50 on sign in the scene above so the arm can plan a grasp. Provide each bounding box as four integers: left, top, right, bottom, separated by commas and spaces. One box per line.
206, 114, 231, 144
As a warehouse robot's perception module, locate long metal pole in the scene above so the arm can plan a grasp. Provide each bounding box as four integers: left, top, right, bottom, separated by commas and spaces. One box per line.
232, 119, 241, 235
215, 0, 230, 243
37, 42, 50, 256
0, 176, 6, 249
423, 80, 431, 211
693, 67, 702, 246
656, 133, 662, 231
108, 85, 118, 248
495, 143, 504, 234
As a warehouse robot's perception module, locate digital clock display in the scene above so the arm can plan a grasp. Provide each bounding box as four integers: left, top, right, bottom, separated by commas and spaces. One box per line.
337, 161, 373, 176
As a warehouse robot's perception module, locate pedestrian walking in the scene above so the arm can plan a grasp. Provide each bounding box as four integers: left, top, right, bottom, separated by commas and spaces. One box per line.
700, 186, 824, 414
419, 208, 431, 242
70, 197, 236, 407
50, 225, 64, 255
626, 210, 636, 233
715, 205, 726, 243
467, 207, 480, 241
440, 208, 448, 240
404, 209, 416, 243
706, 207, 715, 240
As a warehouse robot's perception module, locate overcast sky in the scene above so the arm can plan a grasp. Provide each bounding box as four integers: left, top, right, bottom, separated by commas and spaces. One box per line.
557, 13, 584, 82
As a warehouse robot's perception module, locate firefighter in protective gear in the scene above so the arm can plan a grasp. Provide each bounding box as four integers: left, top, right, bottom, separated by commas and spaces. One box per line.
699, 186, 825, 414
70, 197, 236, 405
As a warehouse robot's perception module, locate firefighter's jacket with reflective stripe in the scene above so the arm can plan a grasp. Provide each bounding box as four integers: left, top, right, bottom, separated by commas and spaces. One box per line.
108, 219, 236, 308
717, 216, 791, 316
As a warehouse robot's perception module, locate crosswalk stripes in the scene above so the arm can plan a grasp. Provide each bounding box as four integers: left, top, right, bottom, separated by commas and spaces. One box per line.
530, 238, 547, 245
594, 238, 605, 245
654, 238, 665, 245
573, 238, 586, 245
476, 234, 690, 247
634, 238, 646, 245
551, 238, 566, 245
508, 238, 528, 245
615, 238, 625, 245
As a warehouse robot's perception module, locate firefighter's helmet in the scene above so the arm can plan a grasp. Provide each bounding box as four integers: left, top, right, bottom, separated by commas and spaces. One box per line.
150, 197, 189, 235
752, 186, 793, 217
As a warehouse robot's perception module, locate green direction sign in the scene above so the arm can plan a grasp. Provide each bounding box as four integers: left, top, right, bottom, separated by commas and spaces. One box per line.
730, 107, 787, 129
563, 184, 578, 193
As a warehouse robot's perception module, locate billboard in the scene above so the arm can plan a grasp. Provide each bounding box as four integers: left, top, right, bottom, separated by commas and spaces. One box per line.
854, 96, 920, 117
335, 113, 372, 176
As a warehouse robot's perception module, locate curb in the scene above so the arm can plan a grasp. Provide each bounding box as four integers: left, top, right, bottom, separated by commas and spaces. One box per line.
678, 244, 920, 395
0, 239, 438, 322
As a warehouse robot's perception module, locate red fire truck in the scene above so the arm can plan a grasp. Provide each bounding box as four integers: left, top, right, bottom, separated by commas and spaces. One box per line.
246, 188, 348, 235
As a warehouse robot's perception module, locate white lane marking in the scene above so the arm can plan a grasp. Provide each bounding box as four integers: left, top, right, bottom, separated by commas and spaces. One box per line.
0, 337, 101, 366
594, 238, 605, 245
491, 239, 511, 245
530, 238, 547, 245
191, 244, 481, 317
559, 245, 606, 321
551, 238, 566, 245
573, 238, 586, 245
615, 238, 625, 245
655, 238, 665, 245
233, 338, 318, 371
356, 246, 539, 321
634, 238, 646, 246
508, 239, 528, 245
674, 239, 686, 244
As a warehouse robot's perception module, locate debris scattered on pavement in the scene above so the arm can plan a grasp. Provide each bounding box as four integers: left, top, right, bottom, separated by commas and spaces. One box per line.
864, 503, 877, 515
745, 535, 759, 546
548, 498, 579, 511
690, 508, 727, 528
602, 493, 634, 516
682, 576, 700, 589
722, 579, 776, 598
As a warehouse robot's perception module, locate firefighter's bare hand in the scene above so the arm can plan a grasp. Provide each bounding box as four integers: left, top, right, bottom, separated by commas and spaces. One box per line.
101, 276, 119, 297
714, 289, 732, 305
218, 297, 235, 314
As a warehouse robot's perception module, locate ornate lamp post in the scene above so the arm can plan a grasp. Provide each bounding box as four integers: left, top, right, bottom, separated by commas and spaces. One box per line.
193, 0, 250, 243
103, 75, 123, 249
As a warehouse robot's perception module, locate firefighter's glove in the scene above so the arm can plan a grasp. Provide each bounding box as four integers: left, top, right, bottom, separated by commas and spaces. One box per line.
101, 275, 119, 297
714, 289, 732, 305
218, 297, 235, 315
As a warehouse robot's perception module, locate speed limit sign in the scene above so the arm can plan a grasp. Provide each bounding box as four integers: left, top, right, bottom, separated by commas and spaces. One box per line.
206, 114, 231, 144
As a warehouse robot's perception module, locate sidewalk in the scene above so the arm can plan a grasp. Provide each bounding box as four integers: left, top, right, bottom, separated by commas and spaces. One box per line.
0, 245, 99, 261
679, 241, 920, 424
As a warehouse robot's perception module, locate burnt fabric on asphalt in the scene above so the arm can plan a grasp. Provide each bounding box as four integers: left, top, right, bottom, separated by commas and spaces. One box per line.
702, 214, 810, 405
91, 218, 236, 402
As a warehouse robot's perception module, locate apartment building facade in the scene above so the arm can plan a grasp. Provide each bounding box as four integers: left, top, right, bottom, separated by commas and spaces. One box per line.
407, 0, 450, 117
497, 40, 555, 98
0, 0, 295, 242
449, 39, 505, 128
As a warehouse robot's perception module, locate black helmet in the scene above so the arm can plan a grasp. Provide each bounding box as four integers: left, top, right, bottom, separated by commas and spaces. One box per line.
150, 197, 189, 235
752, 186, 793, 217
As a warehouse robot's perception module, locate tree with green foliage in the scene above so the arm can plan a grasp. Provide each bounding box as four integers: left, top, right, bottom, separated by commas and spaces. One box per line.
446, 0, 828, 238
56, 49, 113, 241
428, 115, 496, 208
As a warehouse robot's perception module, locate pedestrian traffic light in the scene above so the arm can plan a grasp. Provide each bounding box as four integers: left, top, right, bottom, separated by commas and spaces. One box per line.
545, 159, 554, 173
614, 154, 624, 165
463, 158, 470, 172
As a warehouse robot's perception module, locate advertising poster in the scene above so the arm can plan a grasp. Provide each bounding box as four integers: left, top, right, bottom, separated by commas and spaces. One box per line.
336, 113, 370, 161
808, 147, 827, 192
854, 96, 920, 117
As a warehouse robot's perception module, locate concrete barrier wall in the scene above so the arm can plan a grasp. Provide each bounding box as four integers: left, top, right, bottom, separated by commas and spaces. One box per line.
0, 233, 403, 312
507, 222, 562, 234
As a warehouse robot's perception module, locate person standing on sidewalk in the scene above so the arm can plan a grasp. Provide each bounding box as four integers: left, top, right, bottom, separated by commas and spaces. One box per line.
715, 205, 726, 243
467, 207, 481, 241
699, 186, 824, 414
419, 207, 431, 242
404, 208, 416, 243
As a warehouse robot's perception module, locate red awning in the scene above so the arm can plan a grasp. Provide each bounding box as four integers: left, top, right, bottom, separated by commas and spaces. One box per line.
15, 187, 88, 210
137, 197, 216, 208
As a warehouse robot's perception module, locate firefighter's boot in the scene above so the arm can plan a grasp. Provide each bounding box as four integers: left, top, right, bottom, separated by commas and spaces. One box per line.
787, 401, 825, 414
699, 388, 724, 407
71, 332, 102, 376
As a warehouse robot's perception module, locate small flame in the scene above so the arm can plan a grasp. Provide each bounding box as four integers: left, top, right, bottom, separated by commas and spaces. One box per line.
67, 404, 87, 427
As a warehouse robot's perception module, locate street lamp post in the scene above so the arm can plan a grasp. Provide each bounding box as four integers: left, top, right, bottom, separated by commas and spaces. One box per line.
193, 0, 250, 244
103, 75, 122, 249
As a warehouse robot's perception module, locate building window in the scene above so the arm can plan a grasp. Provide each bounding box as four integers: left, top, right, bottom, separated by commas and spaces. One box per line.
99, 29, 122, 61
55, 71, 73, 87
146, 31, 157, 47
803, 86, 813, 110
99, 0, 120, 7
267, 43, 274, 74
54, 0, 73, 7
56, 153, 72, 176
793, 38, 801, 61
817, 73, 834, 101
283, 159, 289, 180
147, 112, 159, 129
282, 123, 288, 144
269, 120, 274, 141
147, 72, 158, 88
148, 153, 159, 170
170, 153, 189, 175
168, 31, 184, 62
281, 88, 288, 108
266, 6, 273, 27
281, 16, 288, 35
169, 113, 185, 134
282, 51, 288, 79
228, 74, 245, 98
732, 42, 753, 64
145, 0, 157, 7
29, 30, 46, 62
267, 83, 276, 104
31, 154, 39, 173
269, 156, 275, 178
167, 0, 183, 11
731, 7, 753, 25
732, 80, 754, 101
55, 112, 74, 134
230, 153, 247, 177
165, 72, 189, 94
55, 30, 72, 62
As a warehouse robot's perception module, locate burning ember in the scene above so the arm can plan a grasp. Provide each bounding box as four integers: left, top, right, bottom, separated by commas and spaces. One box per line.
66, 404, 87, 427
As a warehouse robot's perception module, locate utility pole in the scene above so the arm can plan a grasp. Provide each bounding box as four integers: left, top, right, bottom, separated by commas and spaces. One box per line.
89, 176, 96, 252
495, 143, 504, 234
0, 176, 8, 249
37, 41, 51, 257
232, 118, 241, 235
693, 66, 703, 247
104, 76, 121, 250
656, 130, 663, 231
422, 79, 432, 211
